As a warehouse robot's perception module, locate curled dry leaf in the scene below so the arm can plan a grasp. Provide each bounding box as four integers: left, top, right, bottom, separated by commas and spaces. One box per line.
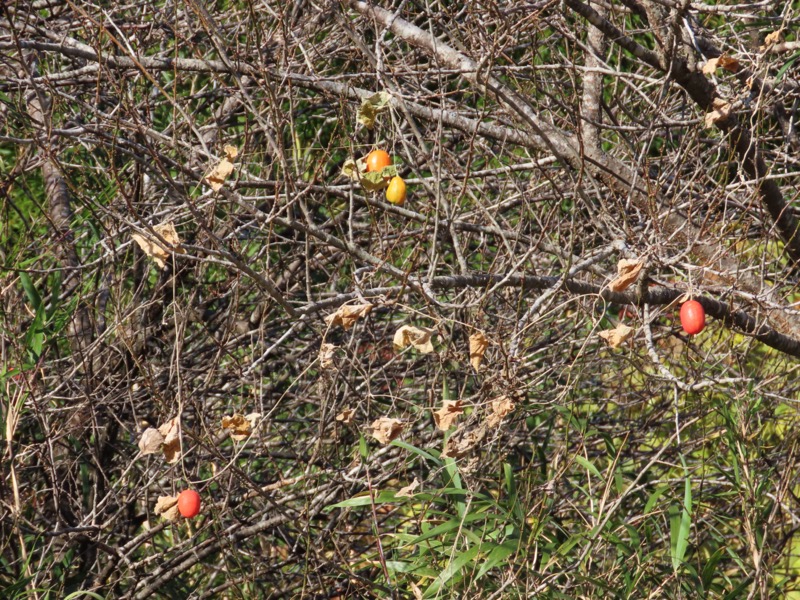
131, 221, 184, 269
705, 98, 732, 128
341, 158, 362, 181
469, 332, 489, 371
205, 145, 238, 192
608, 259, 644, 292
487, 396, 516, 428
335, 408, 354, 424
396, 477, 420, 498
441, 424, 487, 459
393, 325, 435, 354
761, 29, 783, 51
701, 54, 740, 74
158, 417, 181, 464
325, 303, 373, 330
222, 413, 260, 441
370, 417, 404, 444
598, 323, 635, 349
138, 427, 165, 455
357, 91, 391, 129
319, 343, 337, 369
155, 495, 181, 522
433, 400, 463, 431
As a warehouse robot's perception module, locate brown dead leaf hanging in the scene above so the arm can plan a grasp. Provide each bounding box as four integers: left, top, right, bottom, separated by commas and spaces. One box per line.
319, 343, 337, 369
222, 413, 260, 441
155, 495, 181, 522
131, 221, 184, 269
158, 417, 181, 464
598, 323, 635, 349
138, 427, 165, 455
701, 54, 740, 74
608, 259, 644, 292
205, 145, 238, 191
393, 325, 436, 354
433, 400, 464, 431
487, 396, 516, 428
468, 332, 489, 370
441, 423, 487, 459
324, 303, 374, 330
335, 408, 355, 424
369, 417, 404, 444
705, 98, 732, 128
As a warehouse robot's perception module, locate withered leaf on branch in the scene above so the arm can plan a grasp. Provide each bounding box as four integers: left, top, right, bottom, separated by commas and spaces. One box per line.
357, 91, 391, 129
433, 400, 463, 431
487, 396, 516, 428
370, 417, 405, 444
325, 304, 374, 330
204, 145, 238, 191
319, 343, 337, 369
222, 413, 260, 441
705, 98, 732, 128
335, 408, 355, 424
158, 417, 181, 464
396, 477, 420, 498
598, 323, 635, 349
469, 332, 489, 370
761, 29, 783, 50
138, 427, 165, 455
701, 54, 740, 74
441, 424, 487, 459
393, 325, 435, 354
608, 259, 644, 292
155, 495, 181, 522
131, 221, 184, 269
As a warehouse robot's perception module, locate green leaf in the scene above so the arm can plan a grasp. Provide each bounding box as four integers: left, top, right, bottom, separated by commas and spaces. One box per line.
392, 439, 441, 465
670, 474, 692, 572
357, 91, 391, 129
573, 455, 602, 479
324, 490, 398, 511
423, 543, 481, 598
776, 51, 800, 81
404, 513, 485, 546
19, 272, 42, 309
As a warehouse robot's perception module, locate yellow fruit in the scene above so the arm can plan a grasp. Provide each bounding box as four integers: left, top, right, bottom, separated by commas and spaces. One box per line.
385, 176, 406, 205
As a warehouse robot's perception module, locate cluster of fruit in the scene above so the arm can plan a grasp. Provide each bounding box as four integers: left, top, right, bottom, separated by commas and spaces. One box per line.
366, 149, 406, 205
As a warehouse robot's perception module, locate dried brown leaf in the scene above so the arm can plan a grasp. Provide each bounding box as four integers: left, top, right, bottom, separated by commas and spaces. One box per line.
761, 30, 783, 51
138, 427, 165, 455
222, 413, 259, 441
608, 259, 644, 292
336, 408, 355, 424
370, 417, 404, 444
441, 424, 487, 459
487, 396, 516, 428
396, 477, 420, 498
205, 147, 237, 191
131, 222, 183, 269
433, 400, 464, 431
158, 417, 181, 464
705, 98, 732, 128
155, 495, 181, 522
469, 332, 489, 371
325, 304, 373, 330
393, 325, 435, 354
598, 323, 635, 349
702, 54, 740, 74
319, 343, 337, 369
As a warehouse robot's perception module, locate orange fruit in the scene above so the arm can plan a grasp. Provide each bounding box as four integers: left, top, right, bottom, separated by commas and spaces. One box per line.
366, 150, 391, 172
177, 489, 201, 518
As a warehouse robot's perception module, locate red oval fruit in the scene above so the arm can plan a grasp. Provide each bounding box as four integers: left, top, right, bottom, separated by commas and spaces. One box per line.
366, 149, 391, 172
680, 300, 705, 335
177, 489, 201, 518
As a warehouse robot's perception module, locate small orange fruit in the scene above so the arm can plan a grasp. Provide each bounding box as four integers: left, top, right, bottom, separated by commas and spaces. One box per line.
177, 489, 201, 518
385, 176, 406, 205
366, 150, 391, 172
